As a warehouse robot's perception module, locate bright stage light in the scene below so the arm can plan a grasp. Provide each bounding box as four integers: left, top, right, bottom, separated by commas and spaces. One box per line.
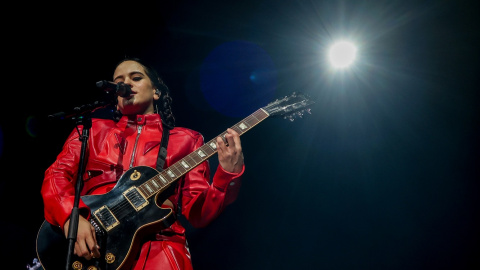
328, 41, 357, 69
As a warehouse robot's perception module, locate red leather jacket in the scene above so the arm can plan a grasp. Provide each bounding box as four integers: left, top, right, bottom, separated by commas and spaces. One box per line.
41, 113, 243, 269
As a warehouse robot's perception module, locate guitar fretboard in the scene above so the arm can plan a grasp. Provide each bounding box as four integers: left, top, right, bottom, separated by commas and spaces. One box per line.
137, 108, 270, 198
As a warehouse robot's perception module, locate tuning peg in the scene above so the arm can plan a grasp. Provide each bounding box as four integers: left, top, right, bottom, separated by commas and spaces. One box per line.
284, 114, 296, 121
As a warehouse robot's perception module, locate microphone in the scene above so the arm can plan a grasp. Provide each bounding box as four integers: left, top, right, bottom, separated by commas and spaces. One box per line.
96, 80, 133, 97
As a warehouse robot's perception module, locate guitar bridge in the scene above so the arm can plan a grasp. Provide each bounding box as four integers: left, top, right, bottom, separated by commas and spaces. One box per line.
90, 218, 106, 236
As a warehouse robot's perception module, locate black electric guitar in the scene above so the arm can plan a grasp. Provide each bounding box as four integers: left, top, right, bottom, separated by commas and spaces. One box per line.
36, 92, 315, 270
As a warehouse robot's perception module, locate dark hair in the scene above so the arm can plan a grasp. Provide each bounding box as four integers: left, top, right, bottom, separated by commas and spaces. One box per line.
113, 57, 175, 129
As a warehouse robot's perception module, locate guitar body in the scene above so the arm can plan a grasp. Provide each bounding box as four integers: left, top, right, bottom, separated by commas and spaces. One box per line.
36, 166, 176, 270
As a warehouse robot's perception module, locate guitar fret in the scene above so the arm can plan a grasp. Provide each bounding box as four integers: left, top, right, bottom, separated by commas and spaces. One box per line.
257, 108, 269, 118
196, 149, 206, 158
171, 163, 185, 176
248, 114, 260, 124
230, 126, 242, 135
238, 122, 249, 130
157, 174, 169, 185
176, 163, 185, 173
189, 153, 202, 165
144, 184, 153, 196
244, 120, 255, 129
179, 159, 188, 167
184, 155, 198, 167
250, 113, 260, 122
138, 185, 149, 197
201, 144, 214, 156
205, 140, 216, 154
166, 169, 176, 179
206, 140, 216, 151
254, 109, 268, 121
154, 177, 164, 188
234, 122, 248, 133
150, 178, 160, 189
144, 183, 153, 195
247, 110, 267, 127
179, 162, 189, 172
209, 140, 217, 150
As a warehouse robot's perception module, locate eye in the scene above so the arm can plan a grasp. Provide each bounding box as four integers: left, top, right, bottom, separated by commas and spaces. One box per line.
132, 77, 142, 82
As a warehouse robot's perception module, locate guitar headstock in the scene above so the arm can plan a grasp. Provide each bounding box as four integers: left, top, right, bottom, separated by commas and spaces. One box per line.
262, 92, 315, 121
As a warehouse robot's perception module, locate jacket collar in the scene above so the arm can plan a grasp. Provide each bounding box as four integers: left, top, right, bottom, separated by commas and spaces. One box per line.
118, 113, 163, 128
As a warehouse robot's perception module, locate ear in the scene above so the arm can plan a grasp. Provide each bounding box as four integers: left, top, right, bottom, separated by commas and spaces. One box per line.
153, 89, 161, 100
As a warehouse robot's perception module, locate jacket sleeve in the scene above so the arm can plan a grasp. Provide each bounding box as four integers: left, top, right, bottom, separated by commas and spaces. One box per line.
180, 133, 244, 228
41, 127, 91, 229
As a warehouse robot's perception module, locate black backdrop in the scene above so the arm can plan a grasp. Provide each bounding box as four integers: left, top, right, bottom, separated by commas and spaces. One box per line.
1, 0, 478, 269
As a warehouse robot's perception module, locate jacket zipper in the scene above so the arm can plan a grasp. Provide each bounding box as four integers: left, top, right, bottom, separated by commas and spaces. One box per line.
129, 125, 143, 168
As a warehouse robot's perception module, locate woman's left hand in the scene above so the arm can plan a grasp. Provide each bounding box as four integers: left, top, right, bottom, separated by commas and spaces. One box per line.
216, 128, 244, 173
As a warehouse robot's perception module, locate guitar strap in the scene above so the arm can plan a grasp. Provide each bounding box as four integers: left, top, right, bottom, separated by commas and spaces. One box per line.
155, 122, 183, 218
156, 122, 169, 172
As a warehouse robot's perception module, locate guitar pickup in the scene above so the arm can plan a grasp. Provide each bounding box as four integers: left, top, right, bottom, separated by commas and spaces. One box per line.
123, 186, 149, 211
93, 206, 119, 231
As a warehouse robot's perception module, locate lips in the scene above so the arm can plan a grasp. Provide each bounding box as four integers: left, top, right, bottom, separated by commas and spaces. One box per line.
122, 91, 136, 99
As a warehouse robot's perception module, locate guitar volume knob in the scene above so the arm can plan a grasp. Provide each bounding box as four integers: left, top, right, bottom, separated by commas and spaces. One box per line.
72, 261, 83, 270
106, 252, 116, 264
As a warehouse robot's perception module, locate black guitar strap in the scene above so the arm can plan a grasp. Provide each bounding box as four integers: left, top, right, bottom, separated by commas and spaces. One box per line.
156, 123, 169, 172
155, 123, 183, 218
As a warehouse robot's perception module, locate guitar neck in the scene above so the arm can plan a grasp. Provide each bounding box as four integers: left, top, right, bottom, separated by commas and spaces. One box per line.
137, 108, 270, 199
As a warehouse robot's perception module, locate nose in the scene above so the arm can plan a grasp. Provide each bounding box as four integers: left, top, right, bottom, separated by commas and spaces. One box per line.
123, 79, 133, 88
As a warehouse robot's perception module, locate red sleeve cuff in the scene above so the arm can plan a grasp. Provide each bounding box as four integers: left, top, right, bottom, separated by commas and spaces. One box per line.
212, 164, 245, 191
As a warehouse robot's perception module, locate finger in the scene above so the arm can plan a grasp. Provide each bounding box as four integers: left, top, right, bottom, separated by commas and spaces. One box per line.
217, 135, 228, 148
76, 239, 93, 259
226, 128, 241, 149
222, 134, 229, 147
87, 229, 101, 259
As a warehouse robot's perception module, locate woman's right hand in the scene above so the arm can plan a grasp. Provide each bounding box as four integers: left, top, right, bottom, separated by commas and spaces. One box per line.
63, 215, 101, 260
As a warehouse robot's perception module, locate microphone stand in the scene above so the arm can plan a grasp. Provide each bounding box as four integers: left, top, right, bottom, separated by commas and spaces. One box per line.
65, 110, 90, 270
48, 99, 112, 270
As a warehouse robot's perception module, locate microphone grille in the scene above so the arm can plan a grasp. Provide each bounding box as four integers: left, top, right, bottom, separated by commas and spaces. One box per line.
96, 80, 108, 89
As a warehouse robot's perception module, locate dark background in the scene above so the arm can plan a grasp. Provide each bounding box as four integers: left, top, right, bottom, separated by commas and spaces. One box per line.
1, 0, 478, 269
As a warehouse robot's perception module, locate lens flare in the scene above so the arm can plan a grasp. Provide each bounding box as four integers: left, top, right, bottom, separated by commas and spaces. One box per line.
328, 41, 357, 69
